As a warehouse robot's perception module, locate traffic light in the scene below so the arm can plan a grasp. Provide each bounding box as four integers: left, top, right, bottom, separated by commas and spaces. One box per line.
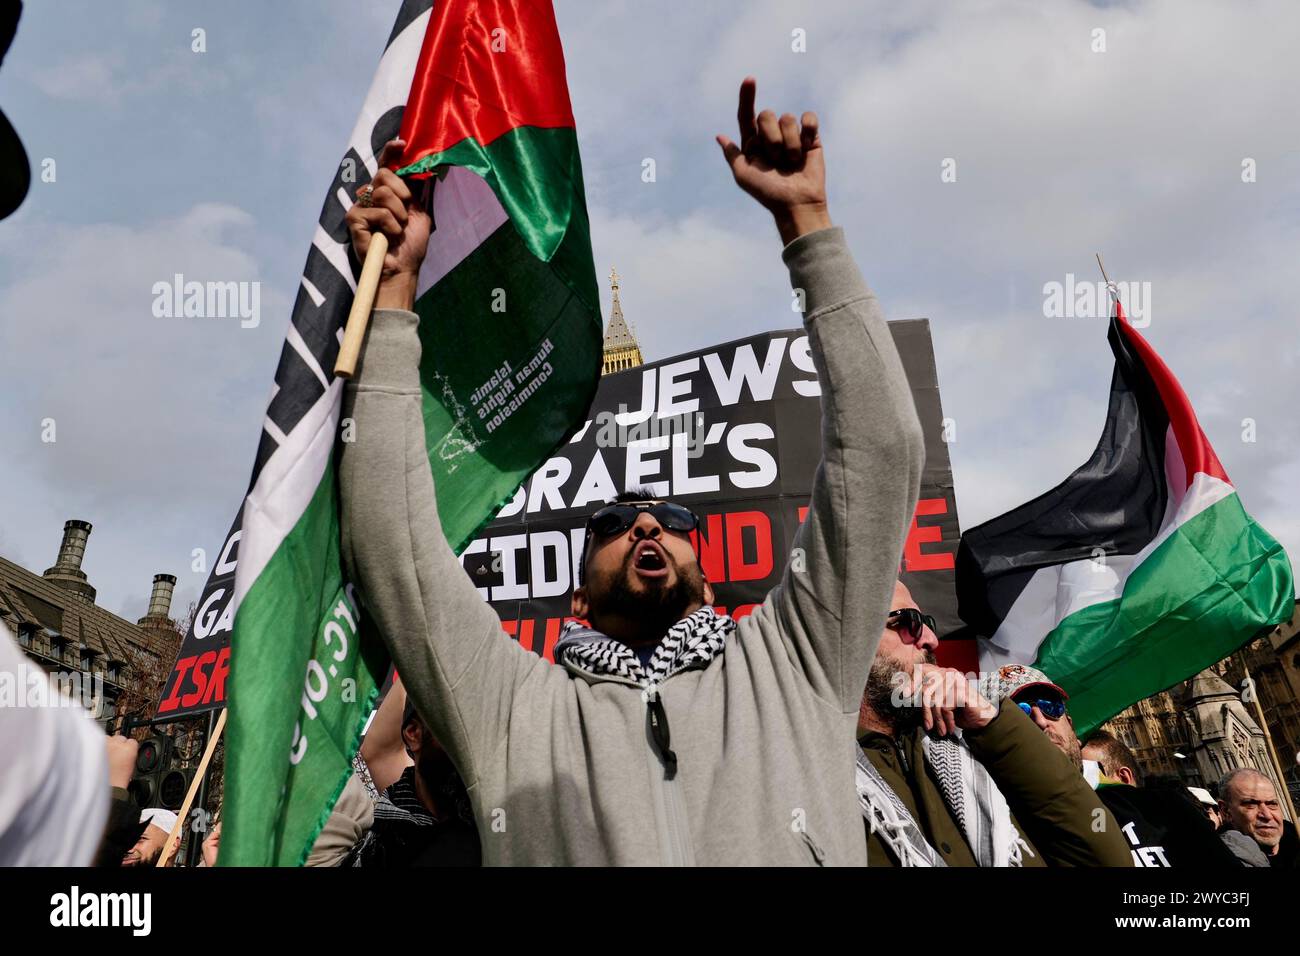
127, 734, 170, 808
158, 767, 195, 811
128, 729, 204, 810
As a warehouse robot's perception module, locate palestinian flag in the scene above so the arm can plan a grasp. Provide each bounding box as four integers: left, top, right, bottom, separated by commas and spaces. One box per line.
220, 0, 600, 866
956, 299, 1293, 737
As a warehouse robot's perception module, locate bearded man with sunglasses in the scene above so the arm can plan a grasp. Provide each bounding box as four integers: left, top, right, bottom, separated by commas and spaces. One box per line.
854, 582, 1131, 866
339, 78, 925, 865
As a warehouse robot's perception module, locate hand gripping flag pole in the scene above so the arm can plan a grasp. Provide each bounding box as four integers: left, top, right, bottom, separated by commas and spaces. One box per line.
334, 171, 434, 379
333, 233, 389, 379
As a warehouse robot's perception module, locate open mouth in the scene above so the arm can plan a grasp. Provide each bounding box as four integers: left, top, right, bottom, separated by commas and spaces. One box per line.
631, 541, 669, 578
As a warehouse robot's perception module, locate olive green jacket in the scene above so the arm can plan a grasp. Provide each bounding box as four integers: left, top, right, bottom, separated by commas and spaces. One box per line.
860, 700, 1132, 866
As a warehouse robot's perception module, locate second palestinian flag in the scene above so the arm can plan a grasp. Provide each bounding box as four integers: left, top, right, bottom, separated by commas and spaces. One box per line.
956, 300, 1294, 736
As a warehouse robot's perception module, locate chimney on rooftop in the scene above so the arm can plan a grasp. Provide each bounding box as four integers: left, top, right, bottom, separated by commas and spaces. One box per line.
43, 519, 97, 601
137, 573, 177, 629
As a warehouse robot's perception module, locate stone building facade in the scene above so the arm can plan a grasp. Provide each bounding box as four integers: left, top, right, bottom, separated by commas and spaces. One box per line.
0, 519, 180, 728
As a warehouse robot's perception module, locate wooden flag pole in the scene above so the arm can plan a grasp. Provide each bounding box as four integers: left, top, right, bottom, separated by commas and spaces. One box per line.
333, 232, 389, 379
157, 707, 227, 867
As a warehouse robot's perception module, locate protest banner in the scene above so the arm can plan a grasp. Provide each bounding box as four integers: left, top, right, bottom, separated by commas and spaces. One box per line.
463, 321, 964, 657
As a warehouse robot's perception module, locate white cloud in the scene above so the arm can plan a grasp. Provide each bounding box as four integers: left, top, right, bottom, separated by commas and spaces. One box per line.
589, 207, 792, 361
26, 54, 122, 102
24, 47, 233, 107
0, 202, 289, 618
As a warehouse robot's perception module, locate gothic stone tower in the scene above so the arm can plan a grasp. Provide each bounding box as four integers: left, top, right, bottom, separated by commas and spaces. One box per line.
601, 267, 643, 375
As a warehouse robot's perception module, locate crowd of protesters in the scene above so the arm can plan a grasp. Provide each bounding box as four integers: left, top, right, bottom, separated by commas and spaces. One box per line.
2, 76, 1297, 869
4, 581, 1295, 869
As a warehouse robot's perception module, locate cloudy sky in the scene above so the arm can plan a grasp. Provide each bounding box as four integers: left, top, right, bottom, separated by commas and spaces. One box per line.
1, 0, 1296, 621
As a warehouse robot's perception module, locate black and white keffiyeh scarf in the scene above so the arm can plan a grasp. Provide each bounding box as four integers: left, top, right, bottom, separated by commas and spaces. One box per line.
345, 765, 477, 867
856, 733, 1033, 867
554, 606, 736, 689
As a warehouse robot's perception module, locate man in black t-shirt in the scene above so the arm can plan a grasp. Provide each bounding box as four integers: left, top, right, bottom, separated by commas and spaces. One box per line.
1081, 731, 1239, 867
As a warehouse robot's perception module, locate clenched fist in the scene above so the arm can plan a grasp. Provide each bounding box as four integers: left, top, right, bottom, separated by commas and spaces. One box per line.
345, 138, 433, 311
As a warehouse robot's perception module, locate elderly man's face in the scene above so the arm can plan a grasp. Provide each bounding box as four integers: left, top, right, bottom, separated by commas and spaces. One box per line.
1221, 774, 1283, 851
122, 824, 168, 866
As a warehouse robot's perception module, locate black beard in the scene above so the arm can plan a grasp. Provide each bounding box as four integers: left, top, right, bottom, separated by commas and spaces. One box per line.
863, 650, 936, 735
590, 549, 707, 639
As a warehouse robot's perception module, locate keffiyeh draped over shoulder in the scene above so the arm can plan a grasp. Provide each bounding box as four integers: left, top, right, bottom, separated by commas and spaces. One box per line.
856, 731, 1032, 867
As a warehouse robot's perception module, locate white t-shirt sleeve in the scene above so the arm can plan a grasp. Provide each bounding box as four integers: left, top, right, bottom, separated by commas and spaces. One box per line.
0, 622, 109, 865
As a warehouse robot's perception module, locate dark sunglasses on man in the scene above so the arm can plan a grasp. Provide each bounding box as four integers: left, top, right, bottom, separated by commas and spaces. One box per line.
578, 501, 700, 583
886, 607, 936, 640
1013, 695, 1067, 721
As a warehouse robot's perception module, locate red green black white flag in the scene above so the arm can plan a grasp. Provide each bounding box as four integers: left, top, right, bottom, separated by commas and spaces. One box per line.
219, 0, 600, 865
956, 298, 1294, 736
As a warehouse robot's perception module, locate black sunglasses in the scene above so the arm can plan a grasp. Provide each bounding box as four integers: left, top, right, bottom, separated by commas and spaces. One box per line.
578, 502, 700, 582
887, 607, 936, 640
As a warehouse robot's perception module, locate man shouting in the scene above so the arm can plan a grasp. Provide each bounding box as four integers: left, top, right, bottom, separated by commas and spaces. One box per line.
339, 77, 924, 865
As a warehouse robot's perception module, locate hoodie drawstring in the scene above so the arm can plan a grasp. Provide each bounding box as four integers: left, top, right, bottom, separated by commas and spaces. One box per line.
643, 686, 677, 778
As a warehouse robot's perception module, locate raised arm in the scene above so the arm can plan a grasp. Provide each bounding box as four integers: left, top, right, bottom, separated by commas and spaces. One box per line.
718, 78, 925, 713
359, 671, 413, 793
338, 141, 532, 785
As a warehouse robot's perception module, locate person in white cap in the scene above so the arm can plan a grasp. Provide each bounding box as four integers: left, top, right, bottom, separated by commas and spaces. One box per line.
121, 808, 178, 866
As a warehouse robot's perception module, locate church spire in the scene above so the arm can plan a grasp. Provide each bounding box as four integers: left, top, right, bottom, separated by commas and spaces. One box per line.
602, 266, 643, 375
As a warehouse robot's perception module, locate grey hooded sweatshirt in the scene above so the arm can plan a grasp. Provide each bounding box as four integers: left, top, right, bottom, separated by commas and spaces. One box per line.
339, 226, 925, 865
